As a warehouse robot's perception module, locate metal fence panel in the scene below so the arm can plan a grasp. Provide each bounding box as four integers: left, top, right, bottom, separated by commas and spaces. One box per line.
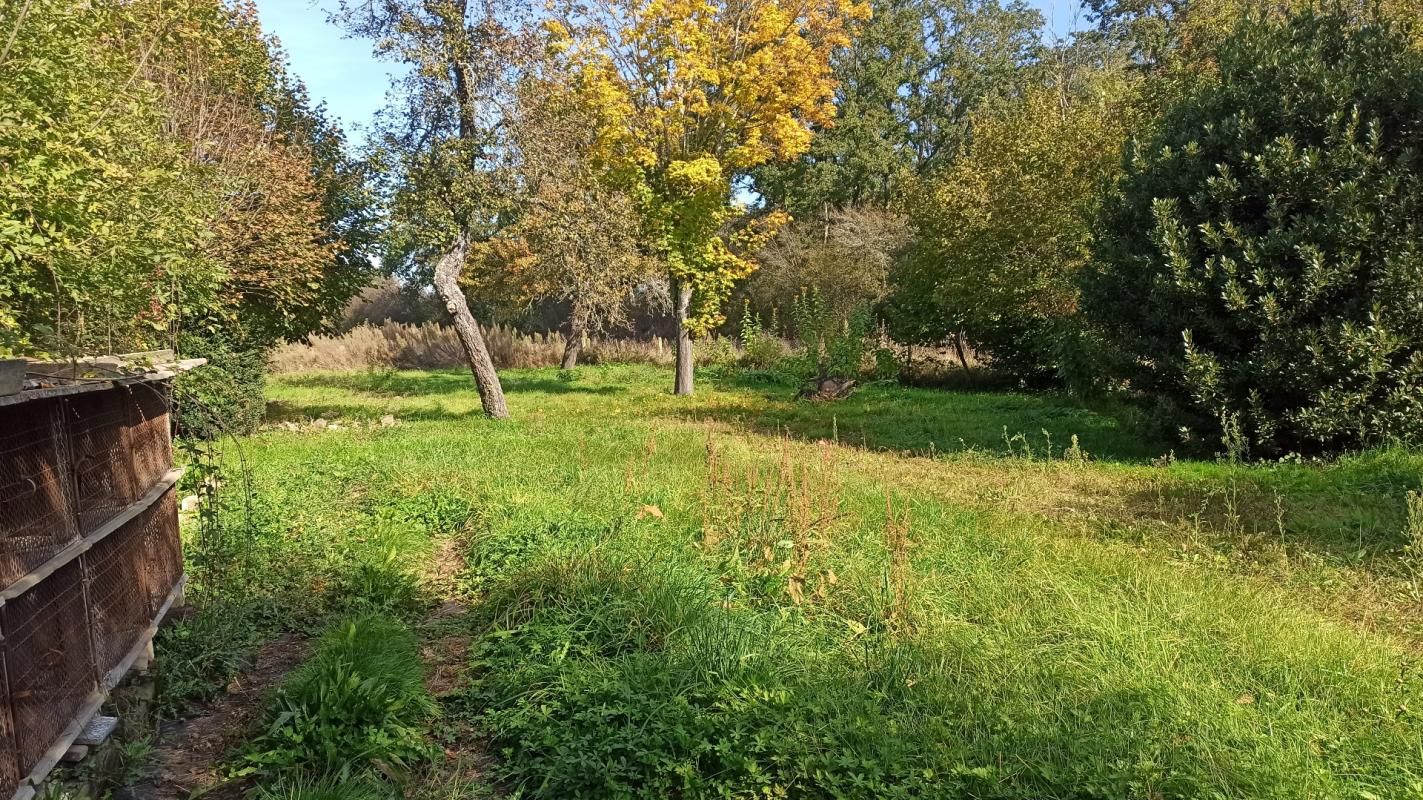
141, 485, 183, 615
124, 385, 172, 497
0, 399, 78, 590
2, 559, 97, 778
0, 379, 184, 799
83, 513, 153, 679
66, 390, 137, 536
0, 650, 18, 794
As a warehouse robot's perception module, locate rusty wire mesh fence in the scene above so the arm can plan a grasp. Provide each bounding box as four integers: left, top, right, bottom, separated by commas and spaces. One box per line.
0, 649, 15, 796
0, 381, 184, 798
0, 399, 79, 587
67, 391, 136, 535
127, 385, 174, 495
3, 560, 96, 779
86, 488, 181, 679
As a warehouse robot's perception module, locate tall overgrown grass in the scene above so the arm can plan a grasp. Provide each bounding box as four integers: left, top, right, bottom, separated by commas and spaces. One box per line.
182, 366, 1423, 798
454, 431, 1423, 798
243, 614, 437, 784
271, 322, 678, 373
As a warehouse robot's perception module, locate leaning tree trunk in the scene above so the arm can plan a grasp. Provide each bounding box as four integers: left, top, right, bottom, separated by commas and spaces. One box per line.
560, 326, 582, 370
432, 232, 509, 419
671, 276, 694, 396
953, 331, 971, 373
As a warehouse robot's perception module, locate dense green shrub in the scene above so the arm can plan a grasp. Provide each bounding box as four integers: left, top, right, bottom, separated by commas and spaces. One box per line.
243, 615, 436, 782
175, 332, 269, 438
1082, 8, 1423, 456
889, 82, 1132, 388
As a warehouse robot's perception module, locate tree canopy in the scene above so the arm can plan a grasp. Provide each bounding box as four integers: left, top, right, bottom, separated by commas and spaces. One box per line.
548, 0, 868, 393
0, 0, 373, 357
753, 0, 1044, 217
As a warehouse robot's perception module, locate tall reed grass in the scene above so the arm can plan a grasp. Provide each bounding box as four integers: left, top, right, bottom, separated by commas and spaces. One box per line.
271, 322, 677, 373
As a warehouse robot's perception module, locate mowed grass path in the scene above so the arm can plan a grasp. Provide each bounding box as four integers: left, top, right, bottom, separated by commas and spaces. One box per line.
246, 366, 1423, 798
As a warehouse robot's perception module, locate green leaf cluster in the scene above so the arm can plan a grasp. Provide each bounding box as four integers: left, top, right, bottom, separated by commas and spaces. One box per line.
754, 0, 1046, 217
0, 0, 375, 357
1082, 8, 1423, 455
0, 0, 217, 355
243, 614, 437, 783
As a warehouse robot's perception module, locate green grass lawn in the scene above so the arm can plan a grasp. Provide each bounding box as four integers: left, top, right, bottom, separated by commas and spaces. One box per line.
187, 365, 1423, 798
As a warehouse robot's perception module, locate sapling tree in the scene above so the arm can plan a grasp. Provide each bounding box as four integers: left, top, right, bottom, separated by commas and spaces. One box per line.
504, 66, 654, 369
906, 80, 1133, 386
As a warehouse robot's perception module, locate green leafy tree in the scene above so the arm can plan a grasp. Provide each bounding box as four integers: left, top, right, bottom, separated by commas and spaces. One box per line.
1082, 0, 1421, 73
754, 0, 1044, 217
0, 0, 375, 361
1082, 8, 1423, 456
339, 0, 531, 419
0, 0, 216, 355
501, 68, 656, 369
906, 76, 1133, 386
880, 254, 961, 365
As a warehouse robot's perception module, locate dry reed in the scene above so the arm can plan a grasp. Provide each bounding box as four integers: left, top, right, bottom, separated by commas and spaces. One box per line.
271, 322, 677, 373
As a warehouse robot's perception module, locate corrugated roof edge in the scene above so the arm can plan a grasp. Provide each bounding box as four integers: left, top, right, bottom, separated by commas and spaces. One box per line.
0, 357, 207, 409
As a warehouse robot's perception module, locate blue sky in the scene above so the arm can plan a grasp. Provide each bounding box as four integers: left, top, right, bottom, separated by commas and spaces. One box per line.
256, 1, 398, 146
256, 0, 1087, 146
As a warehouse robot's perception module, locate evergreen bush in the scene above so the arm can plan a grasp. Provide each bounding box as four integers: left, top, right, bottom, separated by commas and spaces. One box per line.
1083, 8, 1423, 456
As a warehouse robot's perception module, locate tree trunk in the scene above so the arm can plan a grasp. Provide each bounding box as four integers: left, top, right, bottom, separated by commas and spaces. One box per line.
561, 326, 582, 370
432, 232, 509, 419
672, 276, 694, 396
953, 331, 970, 373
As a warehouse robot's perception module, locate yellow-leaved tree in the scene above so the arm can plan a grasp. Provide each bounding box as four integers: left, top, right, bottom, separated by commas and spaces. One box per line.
550, 0, 868, 394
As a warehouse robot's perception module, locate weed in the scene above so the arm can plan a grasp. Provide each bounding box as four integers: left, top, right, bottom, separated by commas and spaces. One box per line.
881, 493, 914, 632
242, 615, 437, 783
376, 489, 482, 536
113, 736, 156, 787
157, 599, 273, 716
270, 322, 679, 373
252, 775, 395, 800
1404, 491, 1423, 588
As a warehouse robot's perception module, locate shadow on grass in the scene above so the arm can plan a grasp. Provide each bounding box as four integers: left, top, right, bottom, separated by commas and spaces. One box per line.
687, 376, 1167, 464
265, 399, 478, 424
1115, 447, 1423, 559
278, 370, 627, 398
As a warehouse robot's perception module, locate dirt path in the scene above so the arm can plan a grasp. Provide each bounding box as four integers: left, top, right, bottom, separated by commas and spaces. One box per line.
411, 601, 500, 796
144, 634, 310, 800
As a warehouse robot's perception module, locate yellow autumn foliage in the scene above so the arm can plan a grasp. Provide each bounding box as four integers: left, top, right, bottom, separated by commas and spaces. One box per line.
551, 0, 868, 335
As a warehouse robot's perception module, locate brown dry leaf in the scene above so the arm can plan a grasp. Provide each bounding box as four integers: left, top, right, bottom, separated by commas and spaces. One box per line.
787, 576, 806, 605
636, 504, 664, 520
824, 569, 839, 585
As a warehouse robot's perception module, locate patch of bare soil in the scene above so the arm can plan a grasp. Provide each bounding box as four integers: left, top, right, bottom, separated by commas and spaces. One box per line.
422, 537, 469, 600
422, 606, 472, 700
414, 606, 500, 796
145, 634, 310, 800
